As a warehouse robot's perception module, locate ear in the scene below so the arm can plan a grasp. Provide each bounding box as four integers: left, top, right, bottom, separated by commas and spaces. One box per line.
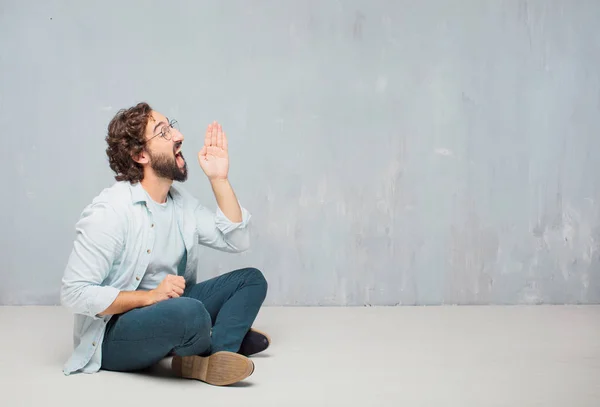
132, 149, 150, 165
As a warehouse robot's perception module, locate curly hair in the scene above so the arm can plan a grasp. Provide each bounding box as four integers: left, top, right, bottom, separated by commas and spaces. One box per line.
105, 102, 153, 183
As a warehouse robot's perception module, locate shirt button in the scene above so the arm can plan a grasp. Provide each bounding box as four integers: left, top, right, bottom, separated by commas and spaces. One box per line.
92, 342, 96, 347
151, 223, 154, 228
147, 249, 151, 254
136, 276, 140, 281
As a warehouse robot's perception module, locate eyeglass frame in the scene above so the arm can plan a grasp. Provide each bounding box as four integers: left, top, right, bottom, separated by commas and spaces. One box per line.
146, 118, 179, 143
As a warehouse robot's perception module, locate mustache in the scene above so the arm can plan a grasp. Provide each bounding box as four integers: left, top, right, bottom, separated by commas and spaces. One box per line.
173, 142, 182, 153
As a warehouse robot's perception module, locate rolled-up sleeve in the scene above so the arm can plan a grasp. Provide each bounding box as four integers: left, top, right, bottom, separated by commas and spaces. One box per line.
60, 202, 123, 319
195, 201, 251, 253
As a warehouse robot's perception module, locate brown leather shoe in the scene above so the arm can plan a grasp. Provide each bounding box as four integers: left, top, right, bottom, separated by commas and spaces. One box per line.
171, 351, 254, 386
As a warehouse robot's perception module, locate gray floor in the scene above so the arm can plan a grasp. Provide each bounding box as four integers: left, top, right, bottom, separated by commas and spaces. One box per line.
1, 305, 599, 406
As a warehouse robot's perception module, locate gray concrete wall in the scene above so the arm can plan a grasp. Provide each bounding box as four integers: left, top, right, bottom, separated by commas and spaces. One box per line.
1, 0, 599, 305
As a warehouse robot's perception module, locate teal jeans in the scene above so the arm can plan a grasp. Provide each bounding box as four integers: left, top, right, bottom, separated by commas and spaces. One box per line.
101, 267, 268, 372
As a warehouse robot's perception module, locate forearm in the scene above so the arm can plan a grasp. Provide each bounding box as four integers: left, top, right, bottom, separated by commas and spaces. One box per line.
97, 290, 152, 316
210, 178, 242, 223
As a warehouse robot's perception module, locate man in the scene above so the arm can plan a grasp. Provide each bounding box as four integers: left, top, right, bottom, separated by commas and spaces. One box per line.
60, 102, 269, 386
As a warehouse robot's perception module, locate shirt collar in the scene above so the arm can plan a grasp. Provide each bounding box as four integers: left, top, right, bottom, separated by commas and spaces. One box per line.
130, 182, 148, 204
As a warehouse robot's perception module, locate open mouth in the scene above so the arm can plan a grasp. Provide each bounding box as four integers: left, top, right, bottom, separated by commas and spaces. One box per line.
174, 142, 185, 168
173, 141, 182, 154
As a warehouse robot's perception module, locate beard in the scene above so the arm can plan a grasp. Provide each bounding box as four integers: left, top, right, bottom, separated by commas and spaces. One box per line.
147, 146, 188, 182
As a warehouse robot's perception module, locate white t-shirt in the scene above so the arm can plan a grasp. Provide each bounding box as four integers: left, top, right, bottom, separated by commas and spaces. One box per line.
137, 192, 185, 291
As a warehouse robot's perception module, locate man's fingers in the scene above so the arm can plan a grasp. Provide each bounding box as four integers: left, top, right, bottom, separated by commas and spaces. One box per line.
217, 124, 223, 149
173, 276, 186, 290
173, 286, 184, 296
198, 145, 207, 161
211, 121, 218, 146
205, 124, 212, 147
164, 275, 185, 292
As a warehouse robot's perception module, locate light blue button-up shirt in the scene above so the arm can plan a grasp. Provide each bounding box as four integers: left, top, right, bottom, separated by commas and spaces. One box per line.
60, 181, 251, 375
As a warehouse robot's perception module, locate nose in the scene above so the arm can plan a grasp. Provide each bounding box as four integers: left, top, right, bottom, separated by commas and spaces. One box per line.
172, 127, 184, 143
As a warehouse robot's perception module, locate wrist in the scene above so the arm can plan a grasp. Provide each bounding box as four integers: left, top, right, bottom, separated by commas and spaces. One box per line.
144, 290, 155, 307
209, 177, 229, 185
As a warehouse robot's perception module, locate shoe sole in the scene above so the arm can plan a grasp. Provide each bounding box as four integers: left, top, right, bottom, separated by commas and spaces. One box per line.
172, 352, 254, 386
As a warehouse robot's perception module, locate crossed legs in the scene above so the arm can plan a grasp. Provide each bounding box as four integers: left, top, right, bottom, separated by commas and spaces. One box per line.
101, 267, 268, 383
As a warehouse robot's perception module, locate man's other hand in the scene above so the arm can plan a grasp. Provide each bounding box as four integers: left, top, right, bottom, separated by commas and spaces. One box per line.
148, 275, 186, 304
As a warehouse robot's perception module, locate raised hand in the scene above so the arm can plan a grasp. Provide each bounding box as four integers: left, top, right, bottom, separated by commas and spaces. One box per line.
198, 121, 229, 181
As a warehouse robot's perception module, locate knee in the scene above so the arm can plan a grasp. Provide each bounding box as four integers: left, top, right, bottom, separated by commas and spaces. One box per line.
181, 298, 212, 336
245, 267, 268, 300
161, 298, 211, 339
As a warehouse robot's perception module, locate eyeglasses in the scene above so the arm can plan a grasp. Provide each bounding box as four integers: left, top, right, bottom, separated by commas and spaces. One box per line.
146, 118, 179, 143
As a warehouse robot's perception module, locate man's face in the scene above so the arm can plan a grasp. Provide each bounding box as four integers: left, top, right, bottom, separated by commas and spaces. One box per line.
143, 111, 188, 182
